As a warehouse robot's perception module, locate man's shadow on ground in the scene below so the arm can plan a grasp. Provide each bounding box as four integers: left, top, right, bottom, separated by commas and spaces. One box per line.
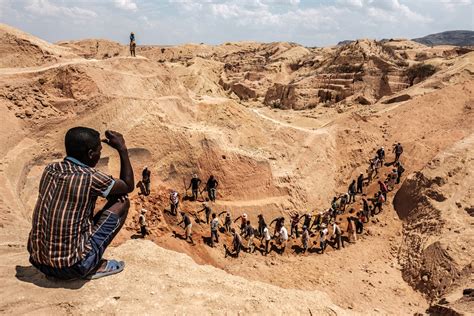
131, 233, 144, 239
136, 181, 147, 196
15, 265, 89, 289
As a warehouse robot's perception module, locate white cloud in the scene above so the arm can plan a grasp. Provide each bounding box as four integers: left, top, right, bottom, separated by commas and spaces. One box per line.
338, 0, 431, 23
139, 15, 156, 29
113, 0, 138, 11
25, 0, 97, 18
0, 0, 10, 18
201, 0, 339, 29
440, 0, 472, 10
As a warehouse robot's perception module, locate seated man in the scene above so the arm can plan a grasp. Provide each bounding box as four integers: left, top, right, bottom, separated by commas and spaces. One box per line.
28, 127, 134, 280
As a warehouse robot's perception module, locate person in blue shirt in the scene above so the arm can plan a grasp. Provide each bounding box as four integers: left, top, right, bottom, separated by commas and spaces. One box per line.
129, 32, 136, 57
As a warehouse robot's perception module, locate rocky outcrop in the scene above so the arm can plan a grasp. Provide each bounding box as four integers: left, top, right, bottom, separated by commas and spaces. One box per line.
0, 23, 75, 68
394, 135, 474, 303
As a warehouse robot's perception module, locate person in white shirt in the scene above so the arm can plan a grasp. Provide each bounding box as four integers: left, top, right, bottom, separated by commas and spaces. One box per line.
260, 223, 271, 256
332, 221, 344, 250
319, 224, 328, 254
210, 213, 219, 247
279, 225, 288, 254
139, 208, 148, 237
169, 190, 179, 216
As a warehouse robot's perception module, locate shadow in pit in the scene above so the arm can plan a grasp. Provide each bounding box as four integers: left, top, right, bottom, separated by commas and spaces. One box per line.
290, 244, 307, 255
15, 265, 89, 289
201, 235, 213, 246
136, 181, 147, 196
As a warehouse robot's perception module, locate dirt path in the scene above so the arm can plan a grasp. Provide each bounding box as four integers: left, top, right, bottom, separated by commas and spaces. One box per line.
250, 107, 331, 133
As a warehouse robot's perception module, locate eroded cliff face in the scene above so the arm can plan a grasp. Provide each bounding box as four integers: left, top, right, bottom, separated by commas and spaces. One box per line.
394, 135, 474, 305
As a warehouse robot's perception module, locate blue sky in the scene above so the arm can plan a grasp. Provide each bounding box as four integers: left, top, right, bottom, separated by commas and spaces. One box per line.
0, 0, 472, 46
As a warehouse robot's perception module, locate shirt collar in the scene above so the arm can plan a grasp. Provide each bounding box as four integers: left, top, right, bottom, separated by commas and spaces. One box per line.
65, 156, 89, 168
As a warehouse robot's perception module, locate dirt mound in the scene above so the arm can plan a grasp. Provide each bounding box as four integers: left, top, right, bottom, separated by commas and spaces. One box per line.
0, 56, 186, 122
0, 23, 75, 68
394, 135, 474, 304
169, 57, 227, 97
57, 39, 128, 60
2, 239, 348, 314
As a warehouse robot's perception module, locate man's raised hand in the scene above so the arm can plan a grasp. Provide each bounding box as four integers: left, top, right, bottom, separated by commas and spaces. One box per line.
102, 130, 127, 152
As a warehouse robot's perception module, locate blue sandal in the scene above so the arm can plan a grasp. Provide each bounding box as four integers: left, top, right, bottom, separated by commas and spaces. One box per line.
87, 259, 125, 280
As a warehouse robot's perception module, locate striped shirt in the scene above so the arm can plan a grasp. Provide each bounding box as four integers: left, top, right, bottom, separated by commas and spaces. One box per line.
28, 157, 115, 269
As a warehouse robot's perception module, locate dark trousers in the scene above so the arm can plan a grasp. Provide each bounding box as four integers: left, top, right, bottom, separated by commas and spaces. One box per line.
349, 193, 356, 203
290, 224, 299, 238
397, 172, 403, 184
357, 184, 363, 194
170, 202, 178, 215
356, 222, 363, 234
335, 234, 344, 249
374, 203, 382, 214
140, 225, 148, 237
320, 240, 326, 253
143, 181, 150, 196
264, 239, 269, 255
234, 243, 241, 257
192, 189, 198, 201
210, 230, 219, 247
208, 188, 216, 202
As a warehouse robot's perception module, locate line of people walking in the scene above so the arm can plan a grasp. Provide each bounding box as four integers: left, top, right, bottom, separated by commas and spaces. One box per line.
165, 143, 405, 258
137, 142, 404, 260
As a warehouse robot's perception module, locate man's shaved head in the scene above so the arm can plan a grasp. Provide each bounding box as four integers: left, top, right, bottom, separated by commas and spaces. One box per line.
65, 127, 101, 166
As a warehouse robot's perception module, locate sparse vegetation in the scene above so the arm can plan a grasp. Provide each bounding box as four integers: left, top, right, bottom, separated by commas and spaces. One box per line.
415, 52, 428, 61
405, 63, 437, 86
395, 59, 409, 67
381, 44, 397, 59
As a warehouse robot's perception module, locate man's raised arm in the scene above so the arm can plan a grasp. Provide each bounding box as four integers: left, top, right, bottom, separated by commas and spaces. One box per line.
102, 130, 135, 195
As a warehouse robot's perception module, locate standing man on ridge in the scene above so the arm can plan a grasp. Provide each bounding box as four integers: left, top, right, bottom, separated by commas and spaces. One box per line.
130, 32, 136, 57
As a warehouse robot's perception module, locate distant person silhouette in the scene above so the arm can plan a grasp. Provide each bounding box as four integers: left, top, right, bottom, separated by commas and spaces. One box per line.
130, 32, 136, 57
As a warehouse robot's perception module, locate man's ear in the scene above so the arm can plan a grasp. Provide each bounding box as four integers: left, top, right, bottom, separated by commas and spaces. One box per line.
87, 148, 95, 160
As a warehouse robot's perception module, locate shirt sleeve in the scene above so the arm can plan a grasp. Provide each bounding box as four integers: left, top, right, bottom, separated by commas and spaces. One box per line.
90, 170, 115, 197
